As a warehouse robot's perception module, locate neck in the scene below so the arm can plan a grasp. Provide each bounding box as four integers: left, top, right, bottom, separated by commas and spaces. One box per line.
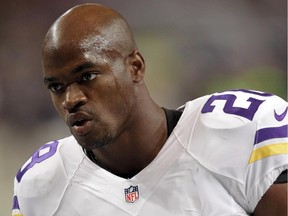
90, 102, 167, 178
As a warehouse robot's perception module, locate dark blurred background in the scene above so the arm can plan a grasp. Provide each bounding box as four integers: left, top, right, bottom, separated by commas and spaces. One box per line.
0, 0, 286, 214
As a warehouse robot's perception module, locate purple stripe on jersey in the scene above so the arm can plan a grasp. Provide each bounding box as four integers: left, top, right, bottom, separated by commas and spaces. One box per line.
254, 125, 288, 145
16, 140, 58, 183
12, 196, 20, 209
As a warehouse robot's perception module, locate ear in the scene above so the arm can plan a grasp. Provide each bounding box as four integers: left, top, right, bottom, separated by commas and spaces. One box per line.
129, 50, 145, 83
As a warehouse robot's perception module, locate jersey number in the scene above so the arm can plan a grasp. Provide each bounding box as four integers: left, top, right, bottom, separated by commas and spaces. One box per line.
201, 89, 272, 120
16, 141, 58, 183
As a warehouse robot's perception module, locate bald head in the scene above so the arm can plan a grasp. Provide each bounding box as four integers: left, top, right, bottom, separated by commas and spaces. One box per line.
41, 4, 160, 155
42, 3, 137, 59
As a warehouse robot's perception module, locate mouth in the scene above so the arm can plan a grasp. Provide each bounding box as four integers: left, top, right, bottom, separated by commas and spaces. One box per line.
72, 119, 88, 127
68, 112, 93, 136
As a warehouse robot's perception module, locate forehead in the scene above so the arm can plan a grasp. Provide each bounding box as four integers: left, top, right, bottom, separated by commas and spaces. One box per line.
43, 35, 121, 71
80, 20, 130, 61
42, 15, 129, 77
43, 33, 123, 72
80, 34, 122, 60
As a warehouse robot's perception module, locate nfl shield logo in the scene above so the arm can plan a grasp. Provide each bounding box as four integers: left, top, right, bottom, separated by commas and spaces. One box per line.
124, 185, 139, 203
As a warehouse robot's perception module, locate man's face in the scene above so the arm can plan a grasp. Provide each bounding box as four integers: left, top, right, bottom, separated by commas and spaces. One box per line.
42, 38, 136, 150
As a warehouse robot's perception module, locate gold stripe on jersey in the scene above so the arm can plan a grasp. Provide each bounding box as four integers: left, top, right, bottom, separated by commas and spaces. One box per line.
12, 209, 23, 216
248, 142, 288, 164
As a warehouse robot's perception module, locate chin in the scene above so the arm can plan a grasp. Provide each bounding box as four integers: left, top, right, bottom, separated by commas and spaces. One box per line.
74, 133, 114, 150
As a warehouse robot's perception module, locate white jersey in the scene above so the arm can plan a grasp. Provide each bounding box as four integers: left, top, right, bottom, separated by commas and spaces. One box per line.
12, 90, 288, 216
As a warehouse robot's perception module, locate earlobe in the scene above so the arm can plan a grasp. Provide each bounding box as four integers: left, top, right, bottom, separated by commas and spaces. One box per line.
130, 50, 145, 83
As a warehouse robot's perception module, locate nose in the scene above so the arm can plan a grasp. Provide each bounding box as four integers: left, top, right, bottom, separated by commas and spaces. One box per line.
62, 83, 87, 111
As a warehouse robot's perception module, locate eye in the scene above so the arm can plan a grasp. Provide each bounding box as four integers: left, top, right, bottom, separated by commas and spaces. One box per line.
81, 72, 97, 82
48, 83, 64, 93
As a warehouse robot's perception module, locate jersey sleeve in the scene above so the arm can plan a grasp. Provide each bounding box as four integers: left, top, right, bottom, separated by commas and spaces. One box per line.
11, 136, 83, 216
184, 89, 287, 213
245, 93, 288, 212
11, 140, 64, 216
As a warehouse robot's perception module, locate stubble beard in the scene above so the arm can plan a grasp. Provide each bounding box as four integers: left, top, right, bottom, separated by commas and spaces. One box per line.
77, 133, 115, 150
72, 119, 116, 150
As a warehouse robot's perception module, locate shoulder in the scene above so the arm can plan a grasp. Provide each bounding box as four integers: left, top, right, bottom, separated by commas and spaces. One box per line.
177, 89, 287, 212
14, 135, 83, 198
180, 89, 287, 130
176, 89, 287, 180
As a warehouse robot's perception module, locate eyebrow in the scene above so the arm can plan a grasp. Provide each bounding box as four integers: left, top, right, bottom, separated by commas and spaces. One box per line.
71, 62, 96, 74
43, 62, 96, 84
43, 76, 56, 84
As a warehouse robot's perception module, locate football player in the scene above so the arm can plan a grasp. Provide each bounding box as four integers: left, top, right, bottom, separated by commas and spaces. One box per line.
12, 3, 287, 216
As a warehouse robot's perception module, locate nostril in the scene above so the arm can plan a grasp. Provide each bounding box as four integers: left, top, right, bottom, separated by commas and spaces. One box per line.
63, 101, 86, 113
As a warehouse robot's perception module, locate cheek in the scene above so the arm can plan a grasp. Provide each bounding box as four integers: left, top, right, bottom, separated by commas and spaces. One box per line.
91, 80, 132, 116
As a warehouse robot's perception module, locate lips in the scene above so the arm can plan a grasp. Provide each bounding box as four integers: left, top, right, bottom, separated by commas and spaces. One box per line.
67, 112, 93, 136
